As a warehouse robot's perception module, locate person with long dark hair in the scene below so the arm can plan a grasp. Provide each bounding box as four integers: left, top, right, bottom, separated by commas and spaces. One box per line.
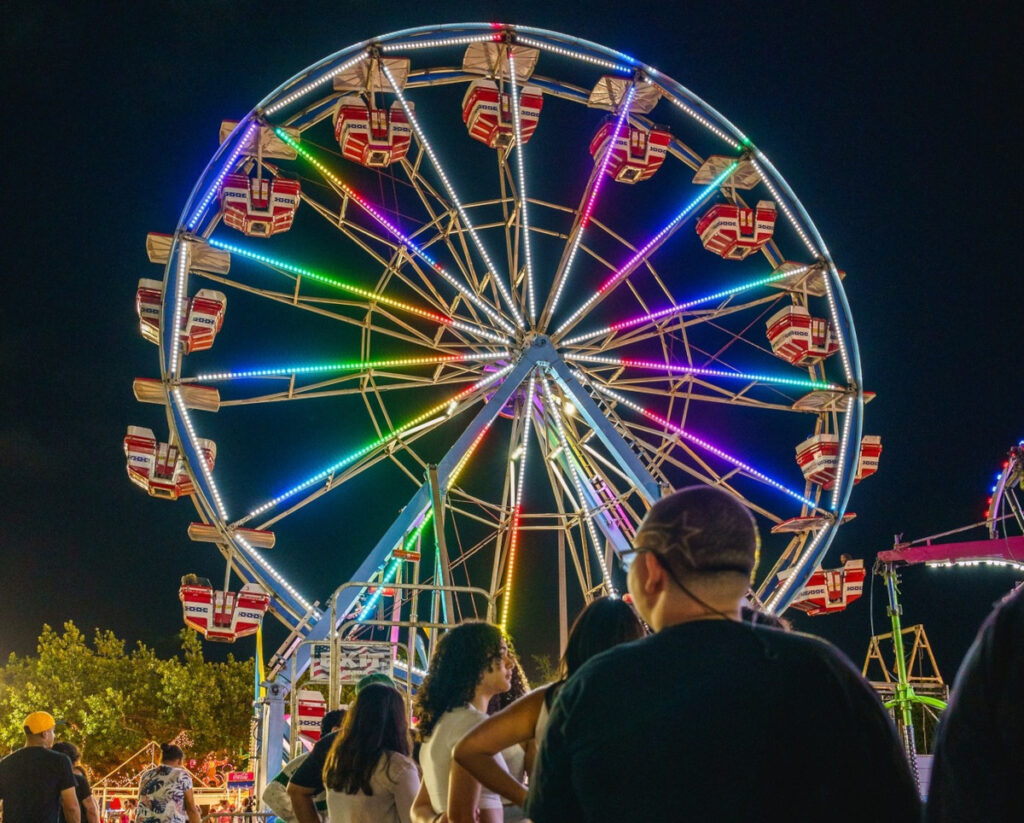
410, 622, 512, 823
453, 597, 645, 808
322, 683, 418, 823
136, 743, 200, 823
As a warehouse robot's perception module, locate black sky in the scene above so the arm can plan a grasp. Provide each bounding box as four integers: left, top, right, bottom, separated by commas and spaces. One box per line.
2, 1, 1021, 685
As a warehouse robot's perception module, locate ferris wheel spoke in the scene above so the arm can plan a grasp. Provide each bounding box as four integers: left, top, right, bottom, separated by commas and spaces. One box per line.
579, 375, 819, 511
205, 236, 507, 345
506, 49, 537, 324
274, 128, 516, 337
381, 61, 524, 329
539, 372, 617, 595
554, 158, 741, 338
561, 261, 808, 348
541, 84, 636, 328
233, 364, 515, 526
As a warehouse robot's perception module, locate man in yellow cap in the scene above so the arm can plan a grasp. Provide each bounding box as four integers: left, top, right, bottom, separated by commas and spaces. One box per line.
0, 711, 80, 823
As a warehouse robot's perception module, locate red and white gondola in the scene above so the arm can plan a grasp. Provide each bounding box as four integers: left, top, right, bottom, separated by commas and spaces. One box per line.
334, 97, 413, 168
179, 579, 271, 642
124, 426, 216, 500
765, 305, 839, 366
220, 173, 301, 237
696, 200, 777, 260
777, 558, 867, 616
795, 434, 882, 489
136, 279, 227, 355
589, 121, 672, 183
462, 78, 543, 150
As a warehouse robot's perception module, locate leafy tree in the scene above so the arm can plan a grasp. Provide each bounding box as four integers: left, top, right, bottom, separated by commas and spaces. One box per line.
0, 622, 254, 774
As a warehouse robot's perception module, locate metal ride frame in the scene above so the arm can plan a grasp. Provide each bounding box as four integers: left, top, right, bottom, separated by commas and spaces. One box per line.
141, 24, 868, 785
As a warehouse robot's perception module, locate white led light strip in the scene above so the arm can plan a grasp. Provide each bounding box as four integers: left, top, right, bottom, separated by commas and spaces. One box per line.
381, 62, 524, 330
516, 36, 631, 72
172, 389, 227, 520
750, 156, 816, 256
236, 533, 314, 612
664, 94, 742, 149
264, 53, 369, 115
169, 249, 190, 375
763, 527, 828, 613
830, 403, 856, 512
380, 34, 497, 52
547, 85, 636, 322
507, 51, 536, 324
540, 373, 617, 595
500, 372, 537, 629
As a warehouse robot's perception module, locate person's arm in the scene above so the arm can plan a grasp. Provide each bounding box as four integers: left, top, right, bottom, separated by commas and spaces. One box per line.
84, 795, 101, 823
410, 779, 444, 823
61, 786, 82, 823
183, 788, 201, 823
286, 782, 321, 823
393, 757, 421, 823
445, 761, 480, 823
524, 679, 585, 823
453, 687, 546, 806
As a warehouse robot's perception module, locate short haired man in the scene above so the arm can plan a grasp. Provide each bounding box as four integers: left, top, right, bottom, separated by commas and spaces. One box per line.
526, 486, 921, 822
0, 711, 81, 823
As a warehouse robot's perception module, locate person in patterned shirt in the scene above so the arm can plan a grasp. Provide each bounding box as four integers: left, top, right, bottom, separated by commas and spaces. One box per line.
136, 744, 201, 823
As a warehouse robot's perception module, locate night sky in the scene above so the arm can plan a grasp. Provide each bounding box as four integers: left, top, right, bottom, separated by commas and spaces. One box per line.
3, 1, 1020, 689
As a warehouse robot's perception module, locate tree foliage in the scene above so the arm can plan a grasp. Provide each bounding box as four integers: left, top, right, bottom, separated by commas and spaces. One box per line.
0, 623, 254, 775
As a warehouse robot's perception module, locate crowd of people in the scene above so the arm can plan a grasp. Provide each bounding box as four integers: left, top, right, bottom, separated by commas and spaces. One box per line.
2, 486, 1020, 822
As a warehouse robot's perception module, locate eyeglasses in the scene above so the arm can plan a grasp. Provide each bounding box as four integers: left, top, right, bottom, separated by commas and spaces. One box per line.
618, 547, 649, 572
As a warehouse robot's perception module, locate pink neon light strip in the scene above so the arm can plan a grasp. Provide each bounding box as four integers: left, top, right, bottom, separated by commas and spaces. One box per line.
581, 86, 636, 228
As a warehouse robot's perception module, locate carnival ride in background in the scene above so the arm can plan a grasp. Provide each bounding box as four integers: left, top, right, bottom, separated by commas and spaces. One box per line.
123, 24, 881, 781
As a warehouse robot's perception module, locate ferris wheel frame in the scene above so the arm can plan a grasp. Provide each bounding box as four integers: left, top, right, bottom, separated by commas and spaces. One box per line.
145, 23, 868, 769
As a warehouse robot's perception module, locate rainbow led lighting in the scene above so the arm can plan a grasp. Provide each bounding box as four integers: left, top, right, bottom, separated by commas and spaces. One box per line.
187, 122, 258, 231
172, 388, 227, 520
235, 532, 314, 612
264, 53, 369, 115
193, 352, 507, 382
664, 94, 742, 149
500, 372, 537, 630
169, 247, 190, 375
273, 128, 516, 336
515, 36, 633, 72
207, 237, 507, 344
380, 33, 500, 51
507, 50, 536, 324
358, 556, 402, 621
381, 62, 523, 329
540, 373, 617, 595
546, 85, 636, 323
243, 363, 515, 520
583, 377, 817, 509
555, 161, 739, 336
566, 353, 839, 391
561, 266, 807, 346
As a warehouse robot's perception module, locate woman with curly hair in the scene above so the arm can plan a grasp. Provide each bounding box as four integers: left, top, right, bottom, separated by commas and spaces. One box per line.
322, 683, 419, 823
410, 622, 512, 823
453, 597, 645, 809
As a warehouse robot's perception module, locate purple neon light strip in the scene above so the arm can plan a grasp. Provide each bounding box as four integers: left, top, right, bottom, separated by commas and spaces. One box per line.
582, 86, 636, 228
554, 160, 739, 336
561, 265, 809, 346
187, 122, 258, 231
585, 377, 817, 509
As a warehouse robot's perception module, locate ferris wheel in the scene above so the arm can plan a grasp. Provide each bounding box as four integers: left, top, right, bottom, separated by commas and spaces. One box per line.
986, 439, 1024, 539
127, 24, 876, 683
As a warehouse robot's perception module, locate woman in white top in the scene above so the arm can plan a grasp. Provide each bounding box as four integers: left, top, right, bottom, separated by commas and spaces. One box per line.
323, 683, 419, 823
453, 597, 645, 805
411, 622, 513, 823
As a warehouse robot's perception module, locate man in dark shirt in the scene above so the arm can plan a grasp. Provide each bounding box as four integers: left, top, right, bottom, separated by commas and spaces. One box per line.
52, 741, 100, 823
0, 711, 80, 823
525, 486, 921, 823
925, 584, 1024, 822
283, 708, 346, 823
